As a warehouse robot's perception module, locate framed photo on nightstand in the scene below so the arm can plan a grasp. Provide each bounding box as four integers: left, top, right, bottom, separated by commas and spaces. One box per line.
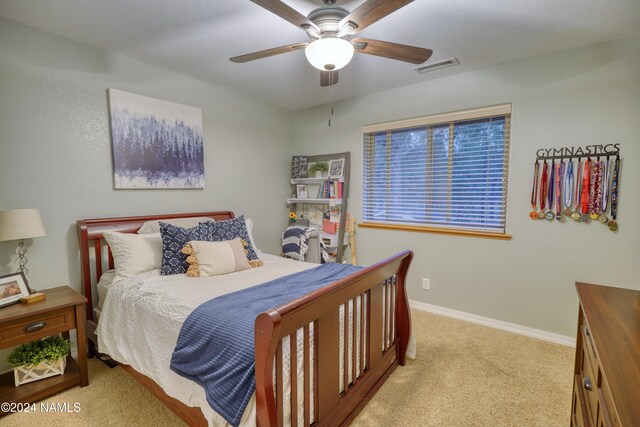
0, 272, 31, 308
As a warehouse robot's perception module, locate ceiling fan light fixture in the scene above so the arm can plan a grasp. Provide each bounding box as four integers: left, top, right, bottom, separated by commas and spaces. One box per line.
305, 38, 354, 71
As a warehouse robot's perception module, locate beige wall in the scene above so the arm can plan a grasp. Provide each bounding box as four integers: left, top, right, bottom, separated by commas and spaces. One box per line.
0, 18, 293, 290
291, 35, 640, 337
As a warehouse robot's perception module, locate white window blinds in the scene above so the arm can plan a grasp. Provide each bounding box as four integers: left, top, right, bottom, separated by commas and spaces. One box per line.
362, 105, 511, 234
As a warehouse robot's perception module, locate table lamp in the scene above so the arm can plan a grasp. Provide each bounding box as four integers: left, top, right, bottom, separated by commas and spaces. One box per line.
0, 208, 47, 275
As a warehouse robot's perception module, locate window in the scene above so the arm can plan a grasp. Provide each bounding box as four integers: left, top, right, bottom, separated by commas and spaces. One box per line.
362, 105, 511, 238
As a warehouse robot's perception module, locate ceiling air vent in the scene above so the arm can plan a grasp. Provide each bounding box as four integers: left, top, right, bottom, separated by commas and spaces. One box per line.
414, 57, 459, 74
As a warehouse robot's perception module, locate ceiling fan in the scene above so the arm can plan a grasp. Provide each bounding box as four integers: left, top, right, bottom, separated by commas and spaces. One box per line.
230, 0, 433, 87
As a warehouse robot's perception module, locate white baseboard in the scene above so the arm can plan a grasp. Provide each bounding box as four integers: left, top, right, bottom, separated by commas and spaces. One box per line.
409, 300, 575, 347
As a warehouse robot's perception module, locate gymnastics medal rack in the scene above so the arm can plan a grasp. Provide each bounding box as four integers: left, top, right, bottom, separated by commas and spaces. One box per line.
530, 144, 621, 231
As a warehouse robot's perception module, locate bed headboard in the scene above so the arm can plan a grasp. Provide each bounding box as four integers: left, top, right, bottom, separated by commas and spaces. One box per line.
77, 211, 235, 321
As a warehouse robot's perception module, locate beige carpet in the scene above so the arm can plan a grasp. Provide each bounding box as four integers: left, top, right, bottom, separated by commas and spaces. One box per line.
351, 311, 573, 427
4, 310, 574, 426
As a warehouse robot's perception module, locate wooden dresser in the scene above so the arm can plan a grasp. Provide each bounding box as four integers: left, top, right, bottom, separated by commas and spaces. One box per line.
571, 283, 640, 427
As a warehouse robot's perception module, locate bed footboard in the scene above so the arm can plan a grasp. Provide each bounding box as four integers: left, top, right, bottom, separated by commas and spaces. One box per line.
255, 250, 413, 426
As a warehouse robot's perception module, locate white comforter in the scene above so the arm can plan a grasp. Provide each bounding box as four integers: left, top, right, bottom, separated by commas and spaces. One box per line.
97, 253, 317, 427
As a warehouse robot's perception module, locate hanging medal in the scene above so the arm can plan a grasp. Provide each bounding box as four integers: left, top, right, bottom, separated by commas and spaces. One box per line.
598, 158, 609, 223
571, 158, 582, 220
590, 160, 603, 220
530, 161, 540, 220
563, 159, 574, 217
554, 161, 562, 220
588, 159, 599, 220
539, 161, 548, 219
545, 160, 555, 220
580, 158, 591, 222
608, 156, 620, 231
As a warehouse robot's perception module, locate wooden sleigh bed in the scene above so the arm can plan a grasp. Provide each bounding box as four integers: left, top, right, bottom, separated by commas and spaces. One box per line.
77, 211, 413, 426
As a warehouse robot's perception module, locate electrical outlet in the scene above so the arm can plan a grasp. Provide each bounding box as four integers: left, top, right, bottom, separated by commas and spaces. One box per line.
422, 278, 431, 290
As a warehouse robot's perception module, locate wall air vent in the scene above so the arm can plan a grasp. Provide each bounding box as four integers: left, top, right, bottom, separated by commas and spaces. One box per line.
414, 57, 460, 74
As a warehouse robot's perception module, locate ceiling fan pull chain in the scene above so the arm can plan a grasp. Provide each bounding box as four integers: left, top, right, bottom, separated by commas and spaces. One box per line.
328, 79, 334, 127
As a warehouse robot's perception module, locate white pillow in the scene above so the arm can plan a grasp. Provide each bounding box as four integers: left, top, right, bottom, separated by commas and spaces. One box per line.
136, 217, 214, 234
188, 238, 251, 277
103, 231, 162, 280
245, 217, 260, 253
96, 269, 115, 310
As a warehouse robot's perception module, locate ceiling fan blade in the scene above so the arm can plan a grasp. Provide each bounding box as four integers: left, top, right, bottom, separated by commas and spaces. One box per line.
353, 37, 432, 64
249, 0, 318, 32
339, 0, 414, 35
320, 70, 339, 87
230, 43, 307, 63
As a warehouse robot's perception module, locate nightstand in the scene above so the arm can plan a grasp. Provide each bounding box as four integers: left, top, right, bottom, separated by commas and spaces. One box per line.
0, 286, 88, 413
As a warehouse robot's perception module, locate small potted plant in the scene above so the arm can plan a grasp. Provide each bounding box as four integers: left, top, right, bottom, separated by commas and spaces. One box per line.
8, 336, 71, 386
308, 161, 329, 178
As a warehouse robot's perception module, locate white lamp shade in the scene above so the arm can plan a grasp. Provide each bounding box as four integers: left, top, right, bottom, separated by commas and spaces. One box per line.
0, 209, 47, 241
305, 38, 355, 71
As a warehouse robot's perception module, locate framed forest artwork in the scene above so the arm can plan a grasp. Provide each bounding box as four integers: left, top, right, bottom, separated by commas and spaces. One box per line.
108, 89, 205, 189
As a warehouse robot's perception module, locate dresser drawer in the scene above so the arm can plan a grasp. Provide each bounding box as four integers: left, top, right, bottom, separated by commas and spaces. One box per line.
0, 306, 75, 348
580, 339, 599, 425
599, 381, 618, 427
581, 320, 598, 375
596, 389, 613, 427
573, 375, 589, 427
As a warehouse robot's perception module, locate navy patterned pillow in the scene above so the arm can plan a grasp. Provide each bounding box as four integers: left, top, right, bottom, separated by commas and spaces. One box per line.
211, 216, 263, 267
160, 221, 214, 275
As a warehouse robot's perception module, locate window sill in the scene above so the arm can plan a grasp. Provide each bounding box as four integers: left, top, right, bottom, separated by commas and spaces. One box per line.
358, 222, 512, 240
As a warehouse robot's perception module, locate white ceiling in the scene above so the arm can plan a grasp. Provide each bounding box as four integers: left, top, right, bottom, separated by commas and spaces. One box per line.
1, 0, 639, 111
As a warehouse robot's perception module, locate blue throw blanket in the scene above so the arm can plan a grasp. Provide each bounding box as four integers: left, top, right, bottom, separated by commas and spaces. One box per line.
170, 262, 362, 426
